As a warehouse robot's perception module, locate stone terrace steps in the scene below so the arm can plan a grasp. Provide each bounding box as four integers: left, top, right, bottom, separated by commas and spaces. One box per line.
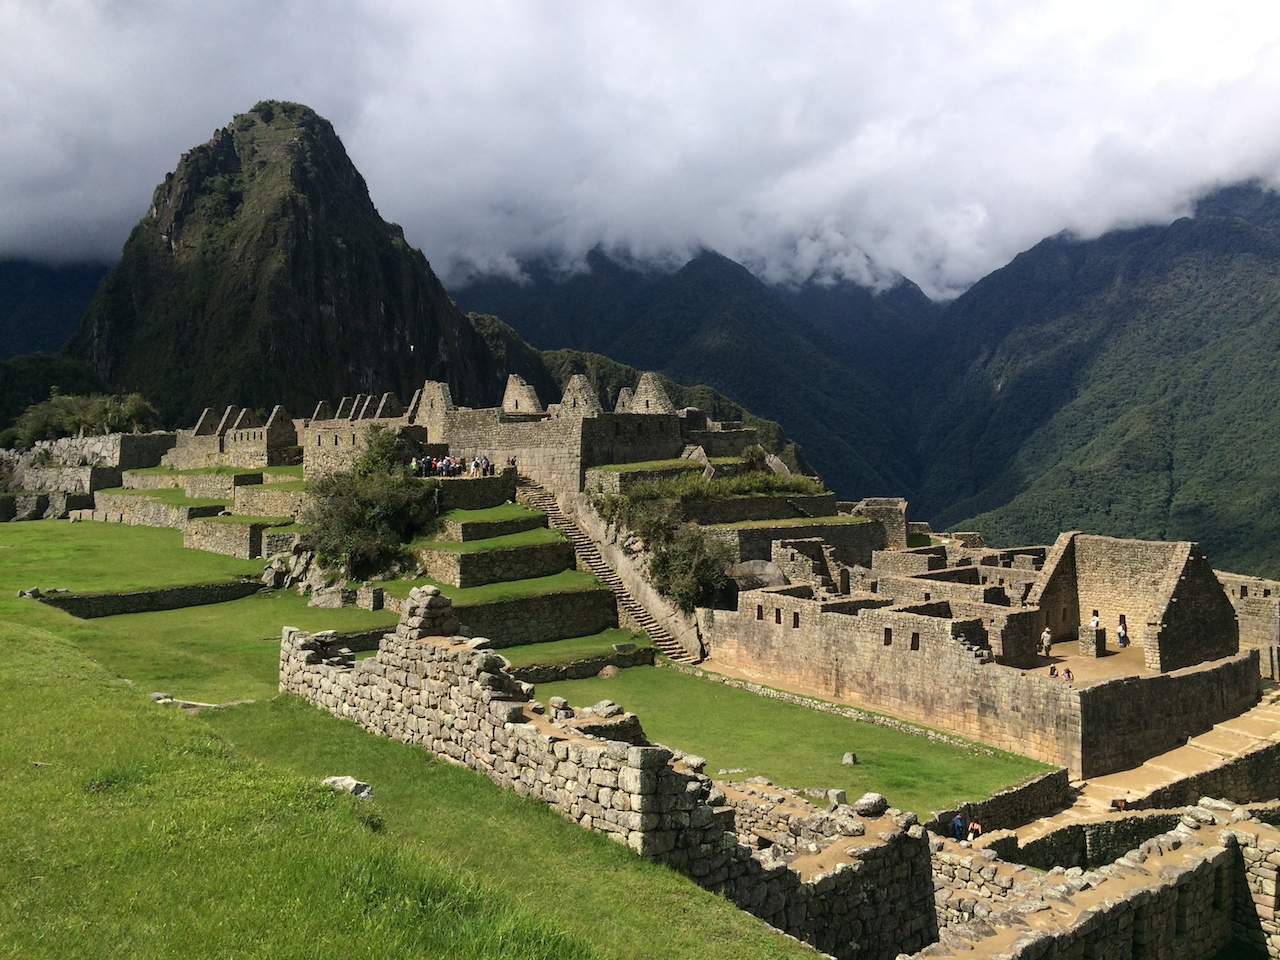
515, 477, 698, 664
1015, 688, 1280, 842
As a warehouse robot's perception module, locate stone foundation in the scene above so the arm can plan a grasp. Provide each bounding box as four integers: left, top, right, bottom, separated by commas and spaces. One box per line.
414, 540, 576, 588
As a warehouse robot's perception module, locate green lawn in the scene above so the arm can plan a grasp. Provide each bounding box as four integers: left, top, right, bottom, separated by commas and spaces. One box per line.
537, 667, 1050, 817
97, 487, 229, 508
592, 458, 703, 473
0, 624, 606, 960
57, 590, 399, 703
382, 569, 604, 604
412, 526, 564, 552
500, 628, 652, 668
0, 520, 262, 596
440, 503, 544, 524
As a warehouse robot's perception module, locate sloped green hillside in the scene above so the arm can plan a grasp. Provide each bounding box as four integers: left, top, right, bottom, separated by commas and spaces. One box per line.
919, 195, 1280, 575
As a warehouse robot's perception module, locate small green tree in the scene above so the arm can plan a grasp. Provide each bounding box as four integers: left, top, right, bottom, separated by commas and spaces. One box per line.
303, 425, 438, 580
648, 527, 734, 614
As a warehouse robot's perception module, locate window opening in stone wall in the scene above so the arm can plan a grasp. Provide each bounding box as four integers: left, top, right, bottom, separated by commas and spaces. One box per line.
333, 436, 338, 446
792, 611, 800, 628
924, 592, 931, 601
775, 608, 781, 624
911, 632, 920, 651
883, 627, 892, 646
1241, 585, 1248, 598
352, 434, 356, 445
1266, 588, 1272, 598
756, 604, 763, 620
1092, 609, 1099, 618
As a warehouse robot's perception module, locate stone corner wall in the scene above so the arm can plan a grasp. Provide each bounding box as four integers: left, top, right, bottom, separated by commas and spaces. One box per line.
280, 587, 938, 960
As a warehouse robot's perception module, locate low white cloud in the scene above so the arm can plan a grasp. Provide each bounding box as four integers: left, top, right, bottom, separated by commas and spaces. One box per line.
3, 1, 1280, 298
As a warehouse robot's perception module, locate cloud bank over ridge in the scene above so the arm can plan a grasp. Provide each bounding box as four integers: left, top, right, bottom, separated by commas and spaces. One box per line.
4, 1, 1280, 297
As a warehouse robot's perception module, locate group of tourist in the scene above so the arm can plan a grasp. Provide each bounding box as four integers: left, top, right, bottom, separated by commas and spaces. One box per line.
950, 811, 984, 842
407, 455, 516, 478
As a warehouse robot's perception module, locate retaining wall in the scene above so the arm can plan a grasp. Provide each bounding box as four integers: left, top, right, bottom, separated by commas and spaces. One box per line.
232, 485, 313, 520
708, 519, 886, 567
38, 580, 262, 618
509, 646, 656, 683
439, 511, 546, 542
453, 589, 619, 646
92, 492, 227, 530
414, 540, 575, 588
927, 768, 1071, 836
436, 470, 518, 511
280, 598, 938, 960
679, 493, 837, 526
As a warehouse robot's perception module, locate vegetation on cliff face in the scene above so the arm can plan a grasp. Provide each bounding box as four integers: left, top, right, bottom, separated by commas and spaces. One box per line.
3, 391, 160, 450
915, 188, 1280, 576
67, 101, 500, 423
0, 353, 108, 438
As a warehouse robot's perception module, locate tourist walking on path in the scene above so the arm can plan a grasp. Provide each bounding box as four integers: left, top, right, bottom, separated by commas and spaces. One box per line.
1040, 627, 1052, 657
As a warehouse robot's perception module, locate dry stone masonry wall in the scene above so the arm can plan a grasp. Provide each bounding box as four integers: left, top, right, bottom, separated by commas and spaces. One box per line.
280, 588, 937, 960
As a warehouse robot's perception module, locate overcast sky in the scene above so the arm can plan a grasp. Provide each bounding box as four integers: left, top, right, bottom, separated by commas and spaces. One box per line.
3, 1, 1280, 298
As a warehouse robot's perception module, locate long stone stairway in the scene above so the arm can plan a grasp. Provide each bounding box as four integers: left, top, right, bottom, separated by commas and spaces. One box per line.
515, 477, 698, 664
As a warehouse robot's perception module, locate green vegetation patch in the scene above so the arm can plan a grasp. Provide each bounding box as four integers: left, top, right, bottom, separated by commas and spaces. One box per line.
710, 514, 872, 530
382, 570, 604, 605
54, 590, 397, 703
500, 629, 652, 668
537, 667, 1049, 816
413, 527, 564, 553
0, 520, 262, 596
98, 486, 229, 508
591, 458, 703, 474
0, 623, 601, 960
440, 503, 543, 524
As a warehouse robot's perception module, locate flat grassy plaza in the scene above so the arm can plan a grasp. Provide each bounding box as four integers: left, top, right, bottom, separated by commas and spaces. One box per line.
0, 519, 1048, 957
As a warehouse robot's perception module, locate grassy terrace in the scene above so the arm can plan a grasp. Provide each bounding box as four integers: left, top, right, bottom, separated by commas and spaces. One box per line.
127, 463, 305, 477
381, 569, 604, 604
500, 628, 652, 668
203, 514, 299, 528
97, 487, 228, 508
244, 478, 309, 491
412, 526, 563, 553
709, 514, 872, 530
440, 503, 544, 524
0, 521, 814, 959
539, 667, 1050, 817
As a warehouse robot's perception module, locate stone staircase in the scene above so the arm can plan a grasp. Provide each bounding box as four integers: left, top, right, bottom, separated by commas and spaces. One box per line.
516, 477, 698, 664
1015, 687, 1280, 840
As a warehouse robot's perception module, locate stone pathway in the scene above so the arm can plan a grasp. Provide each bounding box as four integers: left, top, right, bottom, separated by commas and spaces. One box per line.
515, 476, 697, 663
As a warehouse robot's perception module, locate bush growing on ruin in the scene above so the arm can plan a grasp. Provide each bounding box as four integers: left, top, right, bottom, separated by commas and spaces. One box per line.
9, 391, 161, 449
648, 527, 734, 614
304, 425, 438, 580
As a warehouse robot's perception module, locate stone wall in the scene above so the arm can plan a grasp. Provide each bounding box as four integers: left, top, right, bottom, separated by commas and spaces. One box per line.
183, 518, 294, 559
232, 485, 314, 520
927, 769, 1071, 836
1133, 737, 1280, 811
679, 493, 837, 526
584, 464, 702, 496
1077, 652, 1260, 778
987, 811, 1185, 871
709, 519, 885, 567
449, 589, 619, 647
121, 470, 185, 490
279, 591, 938, 960
0, 490, 92, 521
38, 580, 262, 618
19, 465, 120, 495
415, 540, 576, 588
508, 646, 656, 683
436, 470, 518, 511
92, 492, 226, 530
439, 510, 546, 542
184, 472, 263, 499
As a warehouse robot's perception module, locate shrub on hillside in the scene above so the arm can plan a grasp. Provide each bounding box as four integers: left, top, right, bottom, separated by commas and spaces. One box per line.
303, 425, 439, 579
8, 391, 161, 449
648, 527, 734, 614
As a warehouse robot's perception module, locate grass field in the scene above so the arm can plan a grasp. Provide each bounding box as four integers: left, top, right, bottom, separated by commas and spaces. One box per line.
500, 628, 652, 667
382, 569, 604, 603
439, 503, 544, 524
97, 487, 229, 508
411, 526, 564, 552
2, 623, 810, 960
538, 667, 1050, 817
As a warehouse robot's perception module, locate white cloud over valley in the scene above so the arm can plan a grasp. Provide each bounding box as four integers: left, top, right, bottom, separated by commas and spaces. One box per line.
3, 0, 1280, 297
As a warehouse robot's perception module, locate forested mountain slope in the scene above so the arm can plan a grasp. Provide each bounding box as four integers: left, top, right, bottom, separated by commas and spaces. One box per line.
918, 187, 1280, 575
